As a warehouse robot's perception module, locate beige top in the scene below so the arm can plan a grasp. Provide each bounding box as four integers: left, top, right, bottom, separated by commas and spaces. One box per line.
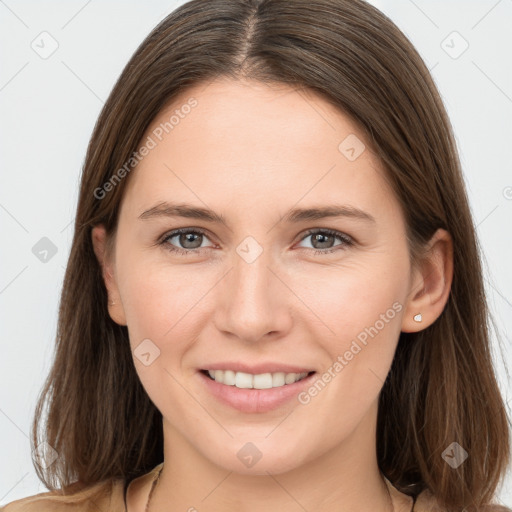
1, 463, 444, 511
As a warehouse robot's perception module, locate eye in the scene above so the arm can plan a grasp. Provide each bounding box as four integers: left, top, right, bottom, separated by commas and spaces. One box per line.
158, 227, 354, 256
159, 228, 214, 255
296, 229, 354, 255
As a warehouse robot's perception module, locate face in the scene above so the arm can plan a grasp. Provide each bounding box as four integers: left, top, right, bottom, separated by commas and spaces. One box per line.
95, 77, 419, 475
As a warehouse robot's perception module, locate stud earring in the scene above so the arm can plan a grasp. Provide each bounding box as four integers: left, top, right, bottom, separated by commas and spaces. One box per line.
413, 313, 422, 322
109, 299, 116, 306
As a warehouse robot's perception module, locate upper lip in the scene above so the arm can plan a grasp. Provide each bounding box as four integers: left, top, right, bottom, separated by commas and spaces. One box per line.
200, 362, 315, 374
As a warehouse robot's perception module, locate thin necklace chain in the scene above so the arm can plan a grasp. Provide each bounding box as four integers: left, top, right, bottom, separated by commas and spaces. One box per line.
144, 465, 413, 512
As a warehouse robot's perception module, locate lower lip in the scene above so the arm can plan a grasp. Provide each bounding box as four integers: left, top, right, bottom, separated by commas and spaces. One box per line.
198, 370, 317, 413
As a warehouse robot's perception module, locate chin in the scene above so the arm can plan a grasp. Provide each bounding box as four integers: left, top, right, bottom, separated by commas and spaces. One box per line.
204, 439, 311, 476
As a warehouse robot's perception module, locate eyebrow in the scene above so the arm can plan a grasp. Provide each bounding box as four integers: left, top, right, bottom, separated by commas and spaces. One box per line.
138, 201, 376, 225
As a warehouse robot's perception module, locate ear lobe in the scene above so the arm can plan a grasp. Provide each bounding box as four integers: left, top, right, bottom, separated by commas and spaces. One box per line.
401, 228, 453, 333
91, 224, 127, 326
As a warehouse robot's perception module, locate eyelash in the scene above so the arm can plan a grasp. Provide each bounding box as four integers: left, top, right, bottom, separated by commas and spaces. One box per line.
158, 228, 354, 256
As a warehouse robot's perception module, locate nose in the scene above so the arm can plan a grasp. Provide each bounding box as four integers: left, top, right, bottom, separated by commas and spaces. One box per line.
214, 249, 293, 344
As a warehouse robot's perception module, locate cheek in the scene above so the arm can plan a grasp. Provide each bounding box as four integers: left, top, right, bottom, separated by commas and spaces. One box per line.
296, 275, 405, 438
116, 257, 206, 404
324, 293, 402, 383
313, 255, 408, 374
116, 244, 198, 328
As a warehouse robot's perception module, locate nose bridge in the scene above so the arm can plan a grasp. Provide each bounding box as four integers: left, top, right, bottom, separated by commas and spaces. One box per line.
234, 240, 271, 299
215, 236, 291, 343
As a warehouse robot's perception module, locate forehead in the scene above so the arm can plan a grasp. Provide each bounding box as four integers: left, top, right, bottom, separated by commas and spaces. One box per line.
121, 78, 396, 221
145, 77, 363, 158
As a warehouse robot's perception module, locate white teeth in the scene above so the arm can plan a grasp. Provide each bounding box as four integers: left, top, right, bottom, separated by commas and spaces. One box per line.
205, 370, 310, 389
235, 372, 253, 389
223, 370, 236, 385
253, 373, 273, 389
272, 372, 285, 387
285, 373, 298, 384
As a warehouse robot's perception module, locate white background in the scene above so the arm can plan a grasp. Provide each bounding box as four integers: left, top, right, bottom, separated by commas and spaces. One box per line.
1, 0, 511, 507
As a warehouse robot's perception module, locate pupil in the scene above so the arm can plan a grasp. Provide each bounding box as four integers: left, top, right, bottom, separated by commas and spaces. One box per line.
181, 233, 201, 248
314, 233, 332, 248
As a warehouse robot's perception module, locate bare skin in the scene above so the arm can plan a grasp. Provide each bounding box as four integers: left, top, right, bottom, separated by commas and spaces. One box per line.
92, 77, 453, 512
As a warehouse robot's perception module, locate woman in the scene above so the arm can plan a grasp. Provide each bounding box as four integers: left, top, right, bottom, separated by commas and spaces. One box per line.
3, 0, 510, 511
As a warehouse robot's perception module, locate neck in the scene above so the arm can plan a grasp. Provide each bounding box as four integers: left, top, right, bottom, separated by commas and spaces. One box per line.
150, 401, 393, 512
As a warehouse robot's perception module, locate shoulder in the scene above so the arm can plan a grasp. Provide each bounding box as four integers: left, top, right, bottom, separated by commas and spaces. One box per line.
0, 478, 126, 512
414, 487, 512, 512
1, 463, 164, 512
413, 488, 445, 512
384, 477, 511, 512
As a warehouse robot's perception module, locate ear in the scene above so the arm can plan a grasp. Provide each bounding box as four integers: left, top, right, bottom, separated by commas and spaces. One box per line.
91, 224, 127, 326
401, 228, 453, 333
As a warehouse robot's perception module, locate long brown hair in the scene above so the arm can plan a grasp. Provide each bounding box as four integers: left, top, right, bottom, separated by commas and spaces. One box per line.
29, 1, 510, 510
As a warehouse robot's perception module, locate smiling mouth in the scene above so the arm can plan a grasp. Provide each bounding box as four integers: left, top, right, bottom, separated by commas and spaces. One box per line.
200, 369, 316, 389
